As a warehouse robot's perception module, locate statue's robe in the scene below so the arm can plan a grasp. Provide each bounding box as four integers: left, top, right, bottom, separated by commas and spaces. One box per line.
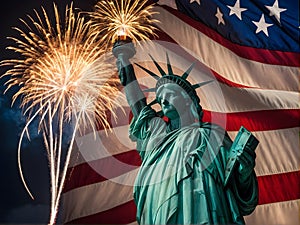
130, 106, 258, 225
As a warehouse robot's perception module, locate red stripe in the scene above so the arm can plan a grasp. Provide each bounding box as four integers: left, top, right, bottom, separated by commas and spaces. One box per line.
211, 70, 251, 88
258, 170, 300, 204
79, 107, 299, 135
160, 5, 300, 67
126, 108, 299, 132
63, 150, 141, 193
91, 88, 299, 133
202, 109, 300, 131
90, 108, 299, 134
66, 200, 137, 224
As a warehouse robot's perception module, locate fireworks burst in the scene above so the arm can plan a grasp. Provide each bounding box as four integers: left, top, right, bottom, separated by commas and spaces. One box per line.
1, 2, 123, 224
88, 0, 159, 48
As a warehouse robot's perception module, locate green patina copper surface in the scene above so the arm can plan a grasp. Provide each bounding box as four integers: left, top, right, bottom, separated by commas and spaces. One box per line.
130, 106, 258, 224
113, 40, 258, 224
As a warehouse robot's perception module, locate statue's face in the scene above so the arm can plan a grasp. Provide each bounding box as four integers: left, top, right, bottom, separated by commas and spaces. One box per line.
156, 83, 187, 120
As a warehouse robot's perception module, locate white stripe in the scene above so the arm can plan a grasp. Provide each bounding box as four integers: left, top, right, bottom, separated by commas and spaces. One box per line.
70, 125, 136, 167
197, 84, 299, 112
62, 168, 138, 223
245, 199, 300, 225
228, 127, 300, 176
71, 125, 299, 178
152, 6, 299, 91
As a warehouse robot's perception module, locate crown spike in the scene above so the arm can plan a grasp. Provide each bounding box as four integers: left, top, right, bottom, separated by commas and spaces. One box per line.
192, 80, 214, 89
148, 54, 166, 76
134, 63, 160, 80
182, 63, 195, 79
166, 52, 173, 75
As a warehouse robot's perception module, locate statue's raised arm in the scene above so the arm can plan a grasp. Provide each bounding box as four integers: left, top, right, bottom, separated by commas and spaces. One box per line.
113, 40, 147, 118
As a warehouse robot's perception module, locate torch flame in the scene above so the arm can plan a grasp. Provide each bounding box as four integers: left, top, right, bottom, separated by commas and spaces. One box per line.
88, 0, 159, 49
117, 25, 128, 41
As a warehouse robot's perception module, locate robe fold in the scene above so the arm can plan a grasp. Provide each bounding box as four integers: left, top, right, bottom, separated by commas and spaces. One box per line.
129, 106, 258, 225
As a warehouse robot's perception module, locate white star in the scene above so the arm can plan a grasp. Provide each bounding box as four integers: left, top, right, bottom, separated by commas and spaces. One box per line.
215, 7, 225, 25
265, 0, 287, 24
227, 0, 247, 20
190, 0, 201, 5
252, 14, 273, 36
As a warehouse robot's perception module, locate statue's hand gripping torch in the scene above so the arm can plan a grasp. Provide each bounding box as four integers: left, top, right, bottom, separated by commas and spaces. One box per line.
112, 30, 136, 86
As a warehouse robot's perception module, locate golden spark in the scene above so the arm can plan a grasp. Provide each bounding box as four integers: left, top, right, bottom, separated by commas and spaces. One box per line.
1, 2, 123, 224
88, 0, 159, 49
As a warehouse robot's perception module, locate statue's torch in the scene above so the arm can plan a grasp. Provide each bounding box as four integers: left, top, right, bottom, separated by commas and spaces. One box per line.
113, 26, 136, 61
112, 25, 136, 87
88, 0, 158, 85
88, 0, 159, 50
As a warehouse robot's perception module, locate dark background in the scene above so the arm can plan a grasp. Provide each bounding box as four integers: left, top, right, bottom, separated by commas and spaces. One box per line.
0, 0, 96, 223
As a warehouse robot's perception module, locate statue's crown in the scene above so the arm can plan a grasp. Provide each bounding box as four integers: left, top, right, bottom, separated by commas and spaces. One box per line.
135, 53, 213, 105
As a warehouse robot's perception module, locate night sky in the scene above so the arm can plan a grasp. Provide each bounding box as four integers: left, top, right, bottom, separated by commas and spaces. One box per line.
0, 0, 96, 223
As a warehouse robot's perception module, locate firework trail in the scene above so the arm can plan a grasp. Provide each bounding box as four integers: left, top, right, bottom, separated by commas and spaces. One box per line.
1, 2, 123, 224
88, 0, 159, 48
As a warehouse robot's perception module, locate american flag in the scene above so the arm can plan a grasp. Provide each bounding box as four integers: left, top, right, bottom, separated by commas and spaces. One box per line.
62, 0, 299, 224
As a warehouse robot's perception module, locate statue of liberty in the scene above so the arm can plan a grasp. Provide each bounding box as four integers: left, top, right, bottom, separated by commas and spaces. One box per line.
113, 40, 259, 225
